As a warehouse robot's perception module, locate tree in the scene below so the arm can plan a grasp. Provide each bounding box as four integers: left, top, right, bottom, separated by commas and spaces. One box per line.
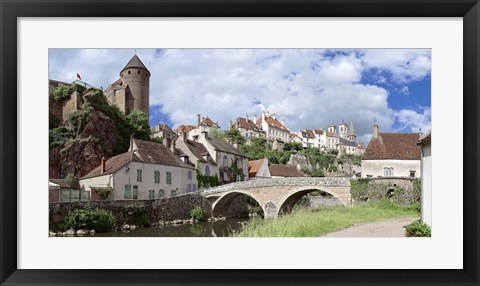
125, 110, 150, 140
65, 173, 78, 189
284, 142, 303, 151
224, 129, 245, 145
208, 126, 224, 139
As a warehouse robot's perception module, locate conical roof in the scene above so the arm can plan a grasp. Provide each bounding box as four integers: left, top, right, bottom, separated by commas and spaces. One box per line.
348, 121, 356, 136
120, 54, 149, 74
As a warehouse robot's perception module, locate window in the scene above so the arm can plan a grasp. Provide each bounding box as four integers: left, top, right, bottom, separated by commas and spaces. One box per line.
188, 170, 192, 180
223, 156, 228, 167
132, 186, 138, 199
137, 169, 142, 182
124, 185, 132, 199
166, 172, 172, 184
149, 190, 155, 199
237, 159, 242, 168
171, 190, 177, 197
409, 171, 416, 178
223, 172, 229, 182
138, 70, 140, 74
192, 184, 197, 192
158, 189, 164, 199
187, 184, 192, 192
154, 170, 160, 183
236, 174, 241, 182
383, 167, 394, 177
128, 71, 131, 74
205, 165, 210, 176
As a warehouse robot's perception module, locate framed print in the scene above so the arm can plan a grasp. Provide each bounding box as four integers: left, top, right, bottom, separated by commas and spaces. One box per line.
1, 0, 479, 285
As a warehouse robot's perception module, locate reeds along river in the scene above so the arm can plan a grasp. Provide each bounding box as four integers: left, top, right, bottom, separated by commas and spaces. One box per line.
93, 218, 249, 237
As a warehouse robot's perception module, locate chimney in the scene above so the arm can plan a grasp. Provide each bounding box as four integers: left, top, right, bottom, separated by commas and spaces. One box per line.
197, 114, 201, 127
229, 120, 233, 130
272, 114, 276, 120
418, 128, 423, 140
100, 157, 106, 174
373, 124, 379, 139
253, 115, 257, 123
261, 112, 265, 121
281, 119, 285, 126
182, 132, 187, 142
246, 115, 249, 121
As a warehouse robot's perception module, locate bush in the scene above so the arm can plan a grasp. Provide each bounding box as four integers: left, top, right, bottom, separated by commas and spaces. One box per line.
190, 207, 207, 221
63, 207, 116, 232
405, 220, 431, 237
123, 204, 150, 226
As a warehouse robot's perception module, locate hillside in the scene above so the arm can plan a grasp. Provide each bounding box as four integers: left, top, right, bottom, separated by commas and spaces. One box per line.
49, 84, 150, 179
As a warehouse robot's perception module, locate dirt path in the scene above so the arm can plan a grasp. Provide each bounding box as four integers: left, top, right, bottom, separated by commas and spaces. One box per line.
322, 217, 419, 237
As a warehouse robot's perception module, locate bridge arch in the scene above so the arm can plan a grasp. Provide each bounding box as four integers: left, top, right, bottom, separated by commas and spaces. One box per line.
278, 187, 346, 215
211, 191, 264, 218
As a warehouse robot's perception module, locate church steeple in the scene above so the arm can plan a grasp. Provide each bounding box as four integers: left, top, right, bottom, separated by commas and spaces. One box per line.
348, 121, 356, 141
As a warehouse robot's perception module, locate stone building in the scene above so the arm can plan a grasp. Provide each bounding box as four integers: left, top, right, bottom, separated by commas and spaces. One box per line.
418, 130, 432, 226
247, 158, 271, 180
230, 116, 266, 143
151, 123, 178, 145
361, 124, 421, 178
104, 54, 150, 118
79, 138, 197, 200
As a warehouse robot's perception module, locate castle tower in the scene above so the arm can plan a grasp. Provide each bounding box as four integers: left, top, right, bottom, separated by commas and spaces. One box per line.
348, 121, 356, 141
120, 55, 150, 118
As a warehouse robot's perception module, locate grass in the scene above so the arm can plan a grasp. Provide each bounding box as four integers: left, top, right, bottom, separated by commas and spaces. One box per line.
234, 200, 419, 237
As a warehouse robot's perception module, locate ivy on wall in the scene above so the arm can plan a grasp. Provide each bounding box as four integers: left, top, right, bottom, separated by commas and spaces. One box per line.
196, 166, 219, 188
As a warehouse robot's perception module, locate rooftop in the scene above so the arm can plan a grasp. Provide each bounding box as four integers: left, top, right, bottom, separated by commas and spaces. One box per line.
363, 132, 421, 160
269, 164, 304, 177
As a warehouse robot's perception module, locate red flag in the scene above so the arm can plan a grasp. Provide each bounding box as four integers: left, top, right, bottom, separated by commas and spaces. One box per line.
76, 73, 82, 80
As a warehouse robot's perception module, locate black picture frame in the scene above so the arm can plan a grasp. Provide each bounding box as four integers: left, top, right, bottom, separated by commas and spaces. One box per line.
1, 0, 479, 285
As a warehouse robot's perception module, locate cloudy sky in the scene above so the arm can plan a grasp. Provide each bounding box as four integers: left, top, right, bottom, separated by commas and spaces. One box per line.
49, 49, 431, 144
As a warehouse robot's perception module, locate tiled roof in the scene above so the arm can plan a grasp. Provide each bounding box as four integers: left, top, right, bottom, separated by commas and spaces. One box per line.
339, 137, 357, 147
121, 54, 149, 73
82, 152, 136, 179
200, 116, 219, 128
265, 117, 289, 131
326, 131, 338, 138
313, 129, 324, 135
363, 133, 421, 160
207, 137, 247, 157
49, 178, 80, 189
232, 117, 259, 131
175, 125, 196, 133
248, 158, 267, 177
269, 164, 303, 177
184, 139, 217, 164
302, 129, 315, 139
151, 123, 174, 133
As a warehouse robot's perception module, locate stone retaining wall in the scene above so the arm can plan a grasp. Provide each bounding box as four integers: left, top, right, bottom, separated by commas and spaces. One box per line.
49, 194, 212, 230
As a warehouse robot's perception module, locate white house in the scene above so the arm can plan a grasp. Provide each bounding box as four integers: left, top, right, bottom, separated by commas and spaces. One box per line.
418, 130, 432, 226
80, 138, 197, 200
361, 125, 421, 178
230, 116, 266, 142
255, 111, 290, 146
247, 158, 271, 180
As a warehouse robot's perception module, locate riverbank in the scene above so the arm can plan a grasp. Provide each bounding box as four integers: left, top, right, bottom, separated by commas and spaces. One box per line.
234, 200, 419, 237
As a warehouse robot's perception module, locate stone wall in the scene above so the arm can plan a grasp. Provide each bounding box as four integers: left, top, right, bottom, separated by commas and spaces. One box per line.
49, 194, 212, 230
49, 189, 59, 203
351, 177, 420, 205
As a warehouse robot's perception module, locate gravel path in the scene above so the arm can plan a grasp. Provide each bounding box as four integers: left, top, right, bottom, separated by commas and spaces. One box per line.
322, 217, 419, 237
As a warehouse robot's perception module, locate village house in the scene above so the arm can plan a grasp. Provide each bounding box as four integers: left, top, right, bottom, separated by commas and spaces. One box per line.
187, 114, 221, 140
247, 158, 271, 180
151, 123, 178, 144
418, 130, 432, 226
255, 111, 290, 151
196, 130, 249, 184
295, 129, 316, 149
361, 124, 421, 178
326, 125, 340, 150
79, 138, 197, 200
175, 132, 219, 188
230, 116, 266, 143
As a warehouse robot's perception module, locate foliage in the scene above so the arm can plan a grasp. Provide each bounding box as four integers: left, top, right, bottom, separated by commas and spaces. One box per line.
123, 204, 150, 226
53, 84, 86, 101
239, 138, 268, 160
302, 167, 325, 177
209, 126, 224, 139
92, 187, 112, 200
284, 142, 303, 152
195, 166, 219, 188
229, 159, 245, 182
125, 110, 150, 141
49, 112, 60, 129
64, 173, 78, 189
405, 220, 431, 237
235, 200, 418, 237
67, 104, 95, 136
265, 149, 291, 165
413, 178, 421, 204
326, 149, 339, 156
190, 206, 208, 221
224, 129, 245, 145
149, 136, 163, 144
350, 178, 370, 202
62, 207, 116, 232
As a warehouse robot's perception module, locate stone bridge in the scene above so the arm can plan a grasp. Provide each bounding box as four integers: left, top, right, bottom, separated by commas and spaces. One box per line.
200, 177, 352, 219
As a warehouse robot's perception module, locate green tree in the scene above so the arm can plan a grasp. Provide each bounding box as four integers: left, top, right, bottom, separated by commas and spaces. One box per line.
284, 142, 303, 151
125, 110, 150, 140
65, 173, 78, 189
224, 129, 245, 145
208, 126, 224, 139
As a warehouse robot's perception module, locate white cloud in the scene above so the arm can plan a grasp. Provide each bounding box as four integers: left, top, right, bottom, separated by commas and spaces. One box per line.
394, 108, 431, 133
49, 48, 431, 141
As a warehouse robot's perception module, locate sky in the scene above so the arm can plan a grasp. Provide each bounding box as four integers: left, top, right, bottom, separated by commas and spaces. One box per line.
49, 48, 431, 144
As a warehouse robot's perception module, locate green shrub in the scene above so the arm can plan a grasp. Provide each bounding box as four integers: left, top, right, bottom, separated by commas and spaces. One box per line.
53, 84, 86, 101
123, 204, 150, 226
63, 207, 116, 232
190, 206, 207, 221
350, 178, 370, 202
405, 220, 431, 237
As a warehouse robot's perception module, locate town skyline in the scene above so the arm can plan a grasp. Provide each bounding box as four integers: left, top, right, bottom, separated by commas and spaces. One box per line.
49, 48, 432, 144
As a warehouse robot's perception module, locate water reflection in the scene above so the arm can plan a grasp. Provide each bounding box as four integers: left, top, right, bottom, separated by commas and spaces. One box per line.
94, 218, 248, 237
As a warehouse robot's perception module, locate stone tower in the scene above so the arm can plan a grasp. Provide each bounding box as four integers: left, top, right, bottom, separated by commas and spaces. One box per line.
105, 54, 150, 118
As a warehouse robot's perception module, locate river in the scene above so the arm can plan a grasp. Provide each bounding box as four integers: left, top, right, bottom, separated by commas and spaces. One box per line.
94, 218, 249, 237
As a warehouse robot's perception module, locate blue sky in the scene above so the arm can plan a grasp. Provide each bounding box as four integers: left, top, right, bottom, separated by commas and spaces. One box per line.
49, 49, 431, 144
